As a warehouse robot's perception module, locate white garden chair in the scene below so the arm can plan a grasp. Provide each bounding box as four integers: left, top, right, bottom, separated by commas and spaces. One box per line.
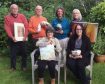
64, 51, 94, 84
86, 52, 94, 84
31, 49, 61, 84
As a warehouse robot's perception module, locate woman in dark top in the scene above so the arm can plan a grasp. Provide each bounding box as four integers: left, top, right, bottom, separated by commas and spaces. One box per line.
66, 24, 91, 84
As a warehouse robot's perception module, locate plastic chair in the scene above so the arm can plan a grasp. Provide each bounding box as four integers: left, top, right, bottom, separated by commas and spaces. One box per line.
31, 49, 61, 84
64, 51, 94, 84
86, 52, 94, 84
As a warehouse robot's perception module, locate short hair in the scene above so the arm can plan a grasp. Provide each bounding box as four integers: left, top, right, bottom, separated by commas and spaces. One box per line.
56, 7, 65, 17
72, 9, 82, 21
10, 4, 18, 9
46, 27, 55, 34
35, 5, 42, 11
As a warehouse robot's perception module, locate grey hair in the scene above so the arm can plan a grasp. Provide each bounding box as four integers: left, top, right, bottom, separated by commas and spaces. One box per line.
72, 9, 82, 21
10, 4, 18, 9
35, 5, 42, 10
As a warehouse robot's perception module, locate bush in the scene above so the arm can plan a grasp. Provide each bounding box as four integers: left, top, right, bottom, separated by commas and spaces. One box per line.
89, 1, 105, 26
89, 1, 105, 55
93, 28, 105, 55
0, 6, 8, 49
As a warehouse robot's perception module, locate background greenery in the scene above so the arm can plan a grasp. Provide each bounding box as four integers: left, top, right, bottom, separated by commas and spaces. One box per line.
0, 0, 105, 55
0, 0, 105, 84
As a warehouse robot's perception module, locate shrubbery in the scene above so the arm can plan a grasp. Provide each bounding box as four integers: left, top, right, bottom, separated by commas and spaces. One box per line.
0, 0, 104, 55
89, 1, 105, 55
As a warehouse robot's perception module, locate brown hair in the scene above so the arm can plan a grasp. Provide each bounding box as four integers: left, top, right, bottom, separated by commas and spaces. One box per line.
56, 7, 65, 17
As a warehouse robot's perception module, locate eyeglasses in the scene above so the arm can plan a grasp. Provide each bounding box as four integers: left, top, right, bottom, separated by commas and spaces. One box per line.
76, 29, 82, 30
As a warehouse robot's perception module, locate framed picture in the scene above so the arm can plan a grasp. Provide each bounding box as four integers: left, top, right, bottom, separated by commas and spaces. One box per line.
14, 22, 27, 41
39, 45, 56, 60
71, 22, 99, 43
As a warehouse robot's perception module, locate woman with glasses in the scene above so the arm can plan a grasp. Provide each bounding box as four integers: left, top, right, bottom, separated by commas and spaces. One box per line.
66, 24, 91, 84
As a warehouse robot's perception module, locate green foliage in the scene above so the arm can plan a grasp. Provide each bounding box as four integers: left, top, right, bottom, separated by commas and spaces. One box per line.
0, 55, 105, 84
93, 28, 105, 55
89, 1, 105, 25
0, 5, 8, 48
89, 1, 105, 55
0, 0, 104, 53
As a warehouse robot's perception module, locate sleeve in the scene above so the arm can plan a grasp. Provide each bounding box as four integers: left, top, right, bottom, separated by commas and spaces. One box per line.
28, 17, 35, 33
66, 38, 72, 57
36, 38, 47, 47
4, 16, 13, 39
51, 19, 56, 30
21, 14, 29, 38
82, 37, 91, 59
54, 38, 62, 53
62, 19, 70, 35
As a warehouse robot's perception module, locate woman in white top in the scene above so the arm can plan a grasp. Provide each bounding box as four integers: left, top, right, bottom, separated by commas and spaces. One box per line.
36, 28, 62, 84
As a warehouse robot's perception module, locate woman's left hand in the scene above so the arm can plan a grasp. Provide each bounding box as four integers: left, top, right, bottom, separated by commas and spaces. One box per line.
74, 55, 82, 59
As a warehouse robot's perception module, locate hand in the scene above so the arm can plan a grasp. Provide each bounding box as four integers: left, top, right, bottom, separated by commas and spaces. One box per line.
56, 30, 63, 34
69, 54, 82, 59
23, 37, 27, 41
12, 37, 17, 42
59, 30, 63, 34
40, 21, 48, 27
47, 40, 54, 45
73, 55, 82, 59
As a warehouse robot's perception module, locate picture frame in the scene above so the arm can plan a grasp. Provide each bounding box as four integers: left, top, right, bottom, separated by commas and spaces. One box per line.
14, 22, 27, 41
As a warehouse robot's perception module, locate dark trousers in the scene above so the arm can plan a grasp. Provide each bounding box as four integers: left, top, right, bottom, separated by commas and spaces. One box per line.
8, 38, 27, 69
37, 60, 57, 79
66, 58, 89, 84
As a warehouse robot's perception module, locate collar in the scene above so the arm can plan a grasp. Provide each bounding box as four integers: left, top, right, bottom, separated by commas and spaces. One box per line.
57, 17, 64, 22
11, 13, 18, 18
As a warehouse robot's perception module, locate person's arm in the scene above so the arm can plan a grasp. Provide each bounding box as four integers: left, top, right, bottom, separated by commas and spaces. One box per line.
66, 37, 73, 58
81, 37, 91, 59
54, 38, 62, 53
36, 38, 48, 47
28, 17, 36, 34
4, 16, 16, 42
61, 19, 70, 35
21, 14, 29, 41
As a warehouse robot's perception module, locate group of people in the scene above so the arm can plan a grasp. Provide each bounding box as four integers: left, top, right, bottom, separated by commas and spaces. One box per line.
4, 4, 91, 84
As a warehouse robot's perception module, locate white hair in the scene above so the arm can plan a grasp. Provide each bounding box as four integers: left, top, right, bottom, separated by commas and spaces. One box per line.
10, 4, 18, 9
72, 9, 82, 21
35, 5, 42, 10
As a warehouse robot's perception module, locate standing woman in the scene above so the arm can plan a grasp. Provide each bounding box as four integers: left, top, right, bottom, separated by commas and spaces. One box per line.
52, 7, 70, 64
66, 24, 91, 84
70, 9, 83, 35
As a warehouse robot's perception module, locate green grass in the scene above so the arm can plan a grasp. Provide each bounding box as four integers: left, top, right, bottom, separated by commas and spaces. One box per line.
0, 54, 105, 84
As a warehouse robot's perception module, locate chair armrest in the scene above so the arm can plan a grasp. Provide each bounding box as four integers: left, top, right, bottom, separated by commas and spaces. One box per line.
90, 51, 94, 66
30, 49, 38, 65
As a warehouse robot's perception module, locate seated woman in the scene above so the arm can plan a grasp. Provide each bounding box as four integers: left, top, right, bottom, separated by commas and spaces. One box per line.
66, 24, 91, 84
36, 28, 62, 84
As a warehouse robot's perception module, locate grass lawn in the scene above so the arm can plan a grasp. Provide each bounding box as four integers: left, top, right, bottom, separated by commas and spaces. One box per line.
0, 53, 105, 84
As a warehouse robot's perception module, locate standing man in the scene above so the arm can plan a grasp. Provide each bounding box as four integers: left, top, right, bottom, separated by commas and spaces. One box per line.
52, 7, 70, 64
28, 5, 47, 50
4, 4, 28, 71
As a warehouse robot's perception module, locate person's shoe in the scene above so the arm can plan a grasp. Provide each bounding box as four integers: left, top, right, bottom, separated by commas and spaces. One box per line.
86, 75, 91, 80
10, 68, 16, 71
51, 79, 55, 84
39, 78, 44, 84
